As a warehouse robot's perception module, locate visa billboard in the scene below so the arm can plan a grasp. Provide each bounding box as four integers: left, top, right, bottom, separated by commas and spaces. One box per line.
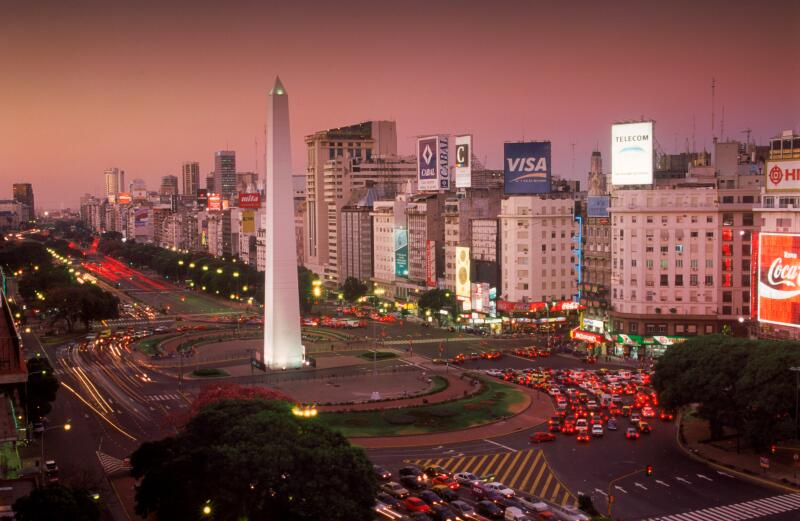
757, 232, 800, 329
454, 135, 472, 188
587, 196, 610, 218
765, 160, 800, 193
417, 135, 450, 191
611, 121, 654, 185
503, 142, 551, 194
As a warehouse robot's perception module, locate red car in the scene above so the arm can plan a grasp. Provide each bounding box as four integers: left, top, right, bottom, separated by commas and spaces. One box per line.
530, 432, 556, 443
659, 409, 675, 421
402, 497, 431, 513
626, 427, 640, 440
431, 475, 460, 490
576, 432, 591, 442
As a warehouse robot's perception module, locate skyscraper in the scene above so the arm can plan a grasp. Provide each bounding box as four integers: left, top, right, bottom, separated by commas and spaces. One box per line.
214, 151, 236, 200
160, 175, 179, 196
264, 76, 303, 369
182, 162, 200, 196
12, 183, 34, 221
104, 168, 125, 198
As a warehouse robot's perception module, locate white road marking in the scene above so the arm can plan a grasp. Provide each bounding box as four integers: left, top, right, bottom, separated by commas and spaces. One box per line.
639, 493, 800, 521
594, 488, 607, 497
675, 477, 692, 484
697, 474, 713, 481
655, 480, 670, 487
614, 485, 628, 494
635, 482, 648, 490
716, 470, 735, 478
483, 439, 518, 452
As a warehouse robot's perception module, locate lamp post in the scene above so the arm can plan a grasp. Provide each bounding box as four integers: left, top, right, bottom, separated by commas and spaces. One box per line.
41, 421, 71, 480
790, 367, 800, 440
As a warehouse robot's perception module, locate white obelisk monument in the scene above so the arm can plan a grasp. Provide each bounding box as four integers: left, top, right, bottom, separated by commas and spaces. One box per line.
264, 76, 303, 368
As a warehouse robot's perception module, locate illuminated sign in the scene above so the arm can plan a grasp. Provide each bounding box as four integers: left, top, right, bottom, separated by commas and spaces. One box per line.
765, 160, 800, 192
197, 188, 208, 207
238, 192, 261, 209
503, 141, 551, 194
394, 228, 408, 278
455, 246, 470, 298
611, 122, 654, 185
572, 329, 604, 343
425, 240, 436, 287
117, 192, 132, 205
757, 232, 800, 329
241, 210, 255, 233
454, 135, 472, 188
207, 193, 222, 211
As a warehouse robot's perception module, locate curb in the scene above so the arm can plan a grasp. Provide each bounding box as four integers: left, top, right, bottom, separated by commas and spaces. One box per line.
675, 412, 800, 494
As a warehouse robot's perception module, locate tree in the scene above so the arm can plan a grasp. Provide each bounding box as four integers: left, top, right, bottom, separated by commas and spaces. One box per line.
13, 485, 99, 521
418, 288, 458, 325
130, 398, 377, 521
297, 266, 318, 314
341, 277, 368, 303
25, 356, 60, 421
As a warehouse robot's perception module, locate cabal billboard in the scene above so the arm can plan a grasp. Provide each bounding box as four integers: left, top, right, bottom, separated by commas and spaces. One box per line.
765, 160, 800, 192
611, 122, 654, 185
503, 141, 551, 194
757, 232, 800, 329
417, 135, 449, 191
454, 135, 472, 188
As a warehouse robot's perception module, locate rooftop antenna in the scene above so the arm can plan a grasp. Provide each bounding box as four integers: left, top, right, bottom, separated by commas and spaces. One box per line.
570, 142, 576, 178
711, 77, 716, 142
254, 137, 258, 177
741, 128, 752, 146
720, 105, 725, 141
692, 115, 696, 153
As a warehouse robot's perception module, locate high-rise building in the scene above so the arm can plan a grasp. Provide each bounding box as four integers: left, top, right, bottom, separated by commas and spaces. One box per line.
104, 168, 125, 199
206, 171, 215, 193
12, 183, 34, 221
214, 151, 236, 200
304, 120, 398, 276
581, 151, 611, 334
263, 76, 303, 369
371, 197, 408, 298
160, 175, 179, 196
182, 162, 200, 197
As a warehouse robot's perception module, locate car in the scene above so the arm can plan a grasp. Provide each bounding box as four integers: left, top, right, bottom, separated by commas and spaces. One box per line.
659, 409, 675, 421
402, 496, 432, 513
576, 432, 591, 442
471, 484, 505, 503
477, 500, 505, 519
376, 492, 400, 508
399, 466, 427, 482
408, 512, 434, 521
431, 474, 459, 489
621, 405, 632, 417
555, 504, 591, 521
400, 475, 427, 490
424, 465, 451, 479
607, 418, 618, 430
641, 406, 656, 418
575, 418, 588, 433
374, 465, 392, 480
44, 460, 59, 483
418, 490, 444, 506
638, 421, 652, 433
591, 424, 604, 437
429, 503, 459, 521
530, 431, 556, 443
450, 500, 476, 518
431, 485, 459, 502
626, 427, 640, 440
381, 481, 410, 499
454, 472, 481, 486
483, 482, 515, 498
630, 412, 641, 424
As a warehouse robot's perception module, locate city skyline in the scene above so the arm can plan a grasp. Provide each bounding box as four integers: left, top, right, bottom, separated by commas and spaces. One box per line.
2, 0, 798, 208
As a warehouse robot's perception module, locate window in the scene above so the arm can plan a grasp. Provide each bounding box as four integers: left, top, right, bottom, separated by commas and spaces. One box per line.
691, 231, 699, 238
707, 216, 714, 223
676, 244, 684, 253
722, 229, 733, 241
722, 273, 732, 287
742, 305, 751, 316
705, 275, 714, 286
690, 274, 699, 286
676, 324, 685, 334
631, 259, 637, 267
629, 322, 639, 334
691, 216, 698, 224
742, 259, 751, 271
742, 243, 751, 256
723, 258, 733, 271
723, 291, 732, 303
660, 245, 669, 253
706, 231, 714, 238
743, 213, 754, 226
722, 306, 732, 315
660, 259, 668, 269
742, 196, 754, 204
722, 196, 734, 204
676, 259, 683, 268
741, 274, 750, 287
742, 231, 751, 242
646, 246, 654, 253
675, 274, 684, 286
687, 324, 698, 334
661, 216, 668, 225
660, 274, 669, 286
646, 259, 654, 269
705, 324, 714, 334
706, 259, 713, 268
647, 216, 654, 224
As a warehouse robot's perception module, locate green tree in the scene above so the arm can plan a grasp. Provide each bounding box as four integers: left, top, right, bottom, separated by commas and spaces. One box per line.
130, 399, 377, 521
24, 356, 59, 422
13, 485, 99, 521
341, 277, 368, 303
298, 266, 318, 314
418, 288, 458, 325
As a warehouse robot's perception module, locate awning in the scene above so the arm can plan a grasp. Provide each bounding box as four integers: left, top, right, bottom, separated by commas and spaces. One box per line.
652, 336, 687, 346
616, 334, 644, 346
571, 329, 604, 343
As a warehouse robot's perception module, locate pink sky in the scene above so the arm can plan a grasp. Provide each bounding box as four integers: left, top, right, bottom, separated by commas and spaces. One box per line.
1, 0, 798, 209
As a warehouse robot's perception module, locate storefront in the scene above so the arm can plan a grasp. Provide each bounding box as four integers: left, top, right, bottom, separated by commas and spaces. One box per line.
571, 329, 605, 355
613, 334, 687, 359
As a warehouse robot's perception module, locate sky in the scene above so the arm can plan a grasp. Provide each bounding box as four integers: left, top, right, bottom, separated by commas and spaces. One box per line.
1, 0, 798, 209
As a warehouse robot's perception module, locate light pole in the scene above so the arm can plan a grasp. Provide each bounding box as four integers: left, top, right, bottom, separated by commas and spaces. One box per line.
791, 367, 800, 440
40, 421, 71, 480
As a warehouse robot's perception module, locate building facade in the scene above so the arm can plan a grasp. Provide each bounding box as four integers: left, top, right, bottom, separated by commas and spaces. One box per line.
182, 162, 200, 197
214, 150, 236, 200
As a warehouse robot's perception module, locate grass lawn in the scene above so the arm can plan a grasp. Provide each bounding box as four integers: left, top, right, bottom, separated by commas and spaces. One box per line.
357, 351, 397, 362
315, 377, 526, 437
428, 375, 449, 394
135, 334, 178, 355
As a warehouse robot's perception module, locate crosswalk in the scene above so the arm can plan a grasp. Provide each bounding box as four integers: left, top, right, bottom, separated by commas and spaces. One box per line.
641, 494, 800, 521
96, 451, 132, 475
147, 393, 181, 402
406, 448, 577, 507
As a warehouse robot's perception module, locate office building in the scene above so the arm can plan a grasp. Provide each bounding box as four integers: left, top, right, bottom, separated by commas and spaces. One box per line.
182, 162, 200, 197
214, 150, 236, 200
104, 168, 125, 199
12, 183, 34, 222
160, 175, 179, 196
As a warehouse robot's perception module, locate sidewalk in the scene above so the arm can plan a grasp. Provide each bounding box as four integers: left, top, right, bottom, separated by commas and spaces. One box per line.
679, 412, 800, 492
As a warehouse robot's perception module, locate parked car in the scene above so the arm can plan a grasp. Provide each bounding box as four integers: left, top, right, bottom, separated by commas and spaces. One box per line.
476, 500, 504, 519
450, 500, 476, 518
431, 484, 459, 502
381, 481, 409, 499
483, 482, 515, 498
429, 503, 459, 521
454, 472, 481, 486
373, 465, 392, 480
376, 492, 400, 508
607, 418, 618, 431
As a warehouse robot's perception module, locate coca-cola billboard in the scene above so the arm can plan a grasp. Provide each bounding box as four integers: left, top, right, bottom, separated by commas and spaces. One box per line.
757, 233, 800, 329
238, 192, 261, 209
766, 160, 800, 193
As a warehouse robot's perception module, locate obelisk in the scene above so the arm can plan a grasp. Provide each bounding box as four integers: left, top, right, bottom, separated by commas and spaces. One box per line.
264, 76, 303, 368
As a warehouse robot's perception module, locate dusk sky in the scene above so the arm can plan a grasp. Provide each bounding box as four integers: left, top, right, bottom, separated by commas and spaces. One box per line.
2, 0, 798, 209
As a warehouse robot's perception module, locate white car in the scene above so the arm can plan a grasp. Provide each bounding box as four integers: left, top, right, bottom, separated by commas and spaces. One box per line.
486, 369, 504, 378
575, 419, 588, 432
454, 472, 481, 486
591, 424, 604, 437
484, 481, 515, 498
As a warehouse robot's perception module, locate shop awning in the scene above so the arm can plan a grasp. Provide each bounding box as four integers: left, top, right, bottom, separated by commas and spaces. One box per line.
652, 336, 687, 346
616, 334, 644, 346
571, 329, 604, 343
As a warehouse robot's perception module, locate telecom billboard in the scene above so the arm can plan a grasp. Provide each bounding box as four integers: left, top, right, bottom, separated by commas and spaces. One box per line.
394, 228, 408, 278
757, 232, 800, 329
417, 135, 449, 191
765, 160, 800, 193
611, 122, 654, 185
454, 135, 472, 188
503, 142, 551, 194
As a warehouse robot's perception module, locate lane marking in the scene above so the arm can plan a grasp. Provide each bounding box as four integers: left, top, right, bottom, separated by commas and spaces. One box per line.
635, 482, 648, 490
483, 439, 517, 452
697, 474, 713, 482
655, 479, 670, 487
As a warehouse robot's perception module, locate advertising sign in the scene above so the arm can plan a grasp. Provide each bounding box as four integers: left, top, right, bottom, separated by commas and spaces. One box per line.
572, 329, 604, 343
117, 192, 132, 205
241, 210, 255, 233
394, 228, 408, 278
757, 233, 800, 329
503, 141, 551, 194
438, 135, 450, 190
455, 246, 470, 298
471, 282, 490, 312
207, 193, 222, 211
425, 240, 437, 288
133, 208, 149, 228
196, 188, 208, 207
765, 160, 800, 193
238, 192, 261, 209
751, 232, 759, 319
454, 135, 472, 188
587, 196, 610, 218
417, 135, 449, 191
612, 121, 654, 185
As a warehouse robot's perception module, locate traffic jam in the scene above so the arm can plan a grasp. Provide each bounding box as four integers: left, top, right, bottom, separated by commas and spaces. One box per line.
485, 364, 673, 444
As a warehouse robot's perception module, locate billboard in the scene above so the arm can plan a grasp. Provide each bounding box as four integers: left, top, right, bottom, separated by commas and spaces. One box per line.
425, 240, 437, 287
611, 122, 654, 185
197, 188, 208, 207
394, 228, 408, 278
241, 210, 255, 233
765, 160, 800, 192
417, 135, 450, 191
455, 246, 470, 298
454, 135, 472, 188
133, 208, 149, 228
238, 192, 261, 208
471, 282, 490, 312
503, 141, 551, 194
587, 196, 610, 218
757, 232, 800, 329
117, 192, 132, 205
207, 193, 222, 211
